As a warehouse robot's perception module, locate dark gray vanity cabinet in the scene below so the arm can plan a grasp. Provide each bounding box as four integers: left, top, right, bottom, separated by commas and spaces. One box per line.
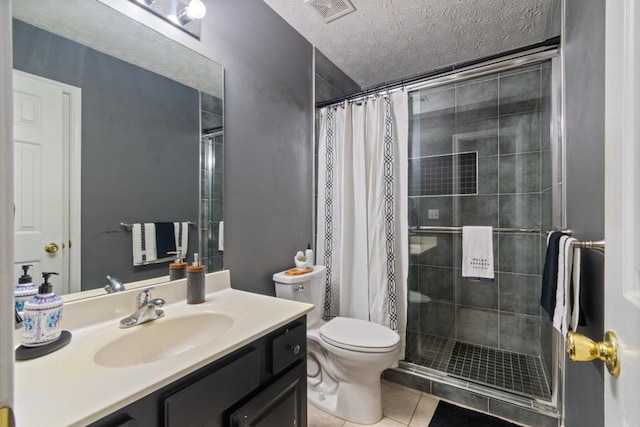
90, 317, 307, 427
229, 361, 306, 427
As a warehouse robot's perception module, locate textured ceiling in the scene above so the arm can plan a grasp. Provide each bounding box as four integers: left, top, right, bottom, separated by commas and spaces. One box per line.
13, 0, 223, 98
263, 0, 554, 89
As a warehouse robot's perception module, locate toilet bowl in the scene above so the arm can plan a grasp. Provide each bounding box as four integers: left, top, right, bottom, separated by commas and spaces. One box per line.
273, 265, 400, 425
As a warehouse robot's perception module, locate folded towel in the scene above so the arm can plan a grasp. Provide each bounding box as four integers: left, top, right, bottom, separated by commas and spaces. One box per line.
155, 222, 177, 260
540, 231, 565, 317
132, 223, 157, 266
569, 246, 582, 331
462, 226, 494, 281
553, 235, 577, 335
218, 221, 224, 252
174, 222, 189, 257
132, 222, 178, 266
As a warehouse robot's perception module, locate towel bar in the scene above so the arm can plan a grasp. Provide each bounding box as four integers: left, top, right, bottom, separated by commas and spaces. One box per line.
572, 240, 605, 252
120, 221, 196, 230
409, 226, 540, 234
560, 229, 605, 252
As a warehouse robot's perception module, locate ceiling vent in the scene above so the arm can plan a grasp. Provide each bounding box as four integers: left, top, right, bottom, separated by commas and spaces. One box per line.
305, 0, 356, 23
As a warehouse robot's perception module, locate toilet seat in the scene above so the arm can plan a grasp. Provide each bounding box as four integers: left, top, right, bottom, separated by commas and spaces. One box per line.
319, 317, 400, 353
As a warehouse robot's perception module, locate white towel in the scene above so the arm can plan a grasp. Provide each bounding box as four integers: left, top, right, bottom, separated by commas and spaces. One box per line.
570, 246, 582, 331
553, 235, 577, 334
132, 223, 157, 266
173, 222, 189, 258
462, 226, 494, 280
218, 221, 224, 252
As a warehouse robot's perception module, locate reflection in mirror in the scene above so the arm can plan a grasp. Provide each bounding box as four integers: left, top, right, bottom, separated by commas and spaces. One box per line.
12, 0, 224, 297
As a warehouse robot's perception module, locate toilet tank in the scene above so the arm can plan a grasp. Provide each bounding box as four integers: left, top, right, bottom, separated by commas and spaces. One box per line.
273, 265, 326, 327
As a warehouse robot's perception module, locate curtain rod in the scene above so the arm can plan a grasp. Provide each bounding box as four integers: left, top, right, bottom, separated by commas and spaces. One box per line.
316, 36, 561, 109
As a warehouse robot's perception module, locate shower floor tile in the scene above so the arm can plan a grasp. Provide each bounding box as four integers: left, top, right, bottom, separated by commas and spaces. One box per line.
405, 331, 551, 401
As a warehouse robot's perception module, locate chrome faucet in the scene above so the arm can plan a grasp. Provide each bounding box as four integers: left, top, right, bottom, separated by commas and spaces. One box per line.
119, 287, 165, 328
105, 275, 126, 293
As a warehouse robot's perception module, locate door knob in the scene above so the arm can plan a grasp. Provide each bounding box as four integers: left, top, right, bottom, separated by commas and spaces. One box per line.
44, 242, 59, 253
566, 330, 620, 376
0, 406, 16, 427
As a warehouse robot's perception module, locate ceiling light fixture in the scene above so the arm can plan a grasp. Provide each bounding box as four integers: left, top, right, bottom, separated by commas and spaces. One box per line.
130, 0, 204, 39
177, 0, 207, 25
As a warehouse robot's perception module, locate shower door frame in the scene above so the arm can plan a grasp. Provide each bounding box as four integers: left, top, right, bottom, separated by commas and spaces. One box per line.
398, 49, 564, 416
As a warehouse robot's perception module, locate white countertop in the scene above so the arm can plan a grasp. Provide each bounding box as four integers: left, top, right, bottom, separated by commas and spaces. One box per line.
14, 271, 313, 427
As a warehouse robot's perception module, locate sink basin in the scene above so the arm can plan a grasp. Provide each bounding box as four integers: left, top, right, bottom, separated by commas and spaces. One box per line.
94, 313, 233, 368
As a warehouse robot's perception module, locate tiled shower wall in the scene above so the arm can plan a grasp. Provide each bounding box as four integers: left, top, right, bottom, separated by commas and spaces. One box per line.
407, 61, 552, 363
200, 93, 224, 272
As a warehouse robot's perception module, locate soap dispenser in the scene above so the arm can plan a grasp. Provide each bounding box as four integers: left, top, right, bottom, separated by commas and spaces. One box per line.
186, 253, 205, 304
14, 264, 37, 315
305, 243, 314, 267
22, 272, 63, 346
168, 250, 187, 281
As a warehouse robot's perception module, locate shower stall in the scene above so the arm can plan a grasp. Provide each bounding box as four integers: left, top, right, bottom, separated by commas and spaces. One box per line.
199, 92, 224, 272
314, 46, 563, 423
402, 52, 561, 412
200, 131, 224, 272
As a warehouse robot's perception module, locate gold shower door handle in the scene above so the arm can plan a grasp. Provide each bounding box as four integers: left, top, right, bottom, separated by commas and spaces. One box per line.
566, 330, 620, 376
44, 242, 59, 253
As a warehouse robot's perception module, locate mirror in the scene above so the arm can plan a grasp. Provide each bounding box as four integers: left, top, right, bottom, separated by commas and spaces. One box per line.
12, 0, 224, 297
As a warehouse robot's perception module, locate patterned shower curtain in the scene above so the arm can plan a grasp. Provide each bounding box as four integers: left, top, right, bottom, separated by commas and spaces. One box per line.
316, 91, 409, 356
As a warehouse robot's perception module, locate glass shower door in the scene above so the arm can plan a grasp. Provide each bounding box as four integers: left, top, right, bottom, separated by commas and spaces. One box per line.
405, 60, 554, 401
200, 131, 224, 272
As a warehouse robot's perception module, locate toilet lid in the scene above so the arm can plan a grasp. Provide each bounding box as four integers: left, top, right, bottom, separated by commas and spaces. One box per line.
319, 317, 400, 353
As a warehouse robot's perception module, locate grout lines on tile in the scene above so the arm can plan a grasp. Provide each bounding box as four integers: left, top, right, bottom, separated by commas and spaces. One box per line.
405, 331, 551, 400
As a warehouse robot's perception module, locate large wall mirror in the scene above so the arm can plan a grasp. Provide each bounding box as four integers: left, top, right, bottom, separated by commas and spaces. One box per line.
12, 0, 224, 297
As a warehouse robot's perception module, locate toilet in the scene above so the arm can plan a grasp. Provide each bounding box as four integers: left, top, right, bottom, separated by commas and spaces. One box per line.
273, 265, 400, 425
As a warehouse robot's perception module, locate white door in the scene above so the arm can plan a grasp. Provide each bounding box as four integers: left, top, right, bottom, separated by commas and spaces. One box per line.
12, 71, 81, 295
604, 0, 640, 426
1, 2, 14, 422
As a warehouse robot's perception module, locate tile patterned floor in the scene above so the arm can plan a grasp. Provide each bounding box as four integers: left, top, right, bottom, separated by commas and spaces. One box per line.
308, 380, 439, 427
308, 380, 530, 426
405, 331, 551, 400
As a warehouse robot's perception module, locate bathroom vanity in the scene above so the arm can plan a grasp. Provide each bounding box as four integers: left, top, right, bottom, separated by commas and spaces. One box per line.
92, 317, 307, 426
13, 271, 312, 426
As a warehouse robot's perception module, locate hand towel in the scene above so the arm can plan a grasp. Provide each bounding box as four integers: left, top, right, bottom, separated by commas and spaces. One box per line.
569, 246, 582, 331
540, 231, 565, 318
462, 226, 494, 281
155, 222, 177, 260
218, 221, 224, 252
174, 222, 189, 257
132, 223, 157, 266
552, 235, 577, 335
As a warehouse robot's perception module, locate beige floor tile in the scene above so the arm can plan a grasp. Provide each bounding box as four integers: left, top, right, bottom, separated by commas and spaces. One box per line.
308, 402, 346, 427
408, 395, 439, 426
381, 381, 422, 425
381, 379, 421, 396
343, 417, 407, 427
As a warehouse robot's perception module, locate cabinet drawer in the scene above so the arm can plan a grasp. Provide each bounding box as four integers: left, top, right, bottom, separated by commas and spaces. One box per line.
229, 361, 306, 427
271, 323, 306, 375
164, 349, 259, 426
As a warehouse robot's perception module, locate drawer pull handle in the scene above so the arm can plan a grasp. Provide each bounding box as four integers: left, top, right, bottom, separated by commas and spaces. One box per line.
291, 344, 301, 355
295, 285, 305, 292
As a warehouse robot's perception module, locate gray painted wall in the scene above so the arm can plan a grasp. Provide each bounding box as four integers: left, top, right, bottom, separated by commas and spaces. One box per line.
563, 0, 605, 426
315, 48, 361, 103
543, 0, 562, 41
200, 0, 314, 295
13, 20, 200, 289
